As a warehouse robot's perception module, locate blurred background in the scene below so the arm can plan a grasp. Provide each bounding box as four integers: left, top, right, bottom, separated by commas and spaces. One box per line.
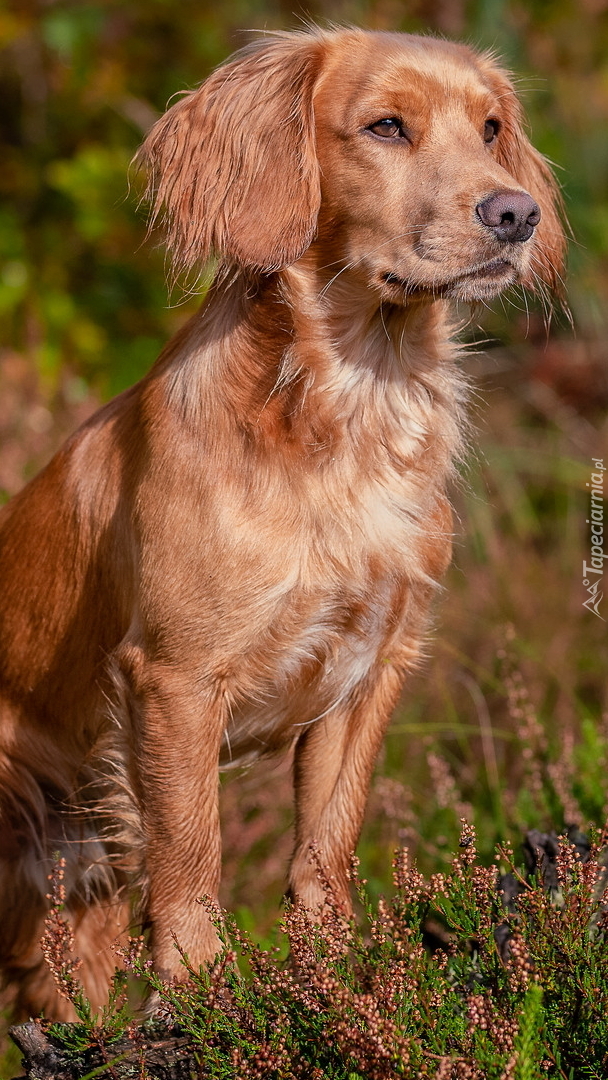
0, 0, 607, 937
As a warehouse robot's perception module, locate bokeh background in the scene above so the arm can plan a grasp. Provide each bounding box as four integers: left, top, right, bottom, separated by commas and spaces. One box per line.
1, 0, 607, 939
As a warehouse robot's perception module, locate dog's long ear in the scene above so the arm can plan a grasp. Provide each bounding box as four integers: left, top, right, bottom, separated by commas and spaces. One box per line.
139, 34, 323, 275
479, 58, 567, 301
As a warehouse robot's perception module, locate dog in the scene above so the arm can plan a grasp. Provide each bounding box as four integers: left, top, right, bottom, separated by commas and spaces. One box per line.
0, 26, 564, 1019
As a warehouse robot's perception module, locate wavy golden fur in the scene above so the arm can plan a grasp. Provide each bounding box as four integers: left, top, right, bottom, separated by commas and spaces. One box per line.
0, 26, 564, 1018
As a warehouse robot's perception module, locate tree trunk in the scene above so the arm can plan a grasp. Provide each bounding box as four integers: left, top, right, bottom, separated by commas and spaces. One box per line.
10, 1020, 199, 1079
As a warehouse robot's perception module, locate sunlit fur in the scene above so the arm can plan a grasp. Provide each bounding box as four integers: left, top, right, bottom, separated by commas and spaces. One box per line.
0, 27, 564, 1019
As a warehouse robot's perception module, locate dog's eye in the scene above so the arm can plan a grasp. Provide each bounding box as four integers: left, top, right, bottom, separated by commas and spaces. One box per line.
368, 118, 407, 139
484, 118, 500, 144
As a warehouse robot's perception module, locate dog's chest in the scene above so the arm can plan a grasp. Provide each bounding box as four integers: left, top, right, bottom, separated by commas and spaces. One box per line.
219, 575, 406, 767
214, 459, 439, 766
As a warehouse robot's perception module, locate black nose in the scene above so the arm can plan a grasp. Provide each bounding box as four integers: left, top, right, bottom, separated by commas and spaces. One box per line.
476, 190, 541, 242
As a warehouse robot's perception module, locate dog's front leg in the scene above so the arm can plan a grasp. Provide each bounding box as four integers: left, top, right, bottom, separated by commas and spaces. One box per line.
289, 661, 405, 914
119, 650, 225, 979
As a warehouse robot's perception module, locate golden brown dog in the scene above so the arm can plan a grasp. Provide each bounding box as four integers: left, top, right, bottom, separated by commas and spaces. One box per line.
0, 27, 564, 1019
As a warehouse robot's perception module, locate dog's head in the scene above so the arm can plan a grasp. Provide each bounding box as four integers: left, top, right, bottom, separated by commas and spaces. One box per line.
140, 27, 565, 304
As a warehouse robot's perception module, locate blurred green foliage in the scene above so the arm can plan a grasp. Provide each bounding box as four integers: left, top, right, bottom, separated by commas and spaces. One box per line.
0, 0, 607, 396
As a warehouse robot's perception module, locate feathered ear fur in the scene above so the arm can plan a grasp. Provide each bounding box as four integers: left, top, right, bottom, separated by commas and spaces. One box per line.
478, 57, 567, 302
139, 34, 323, 275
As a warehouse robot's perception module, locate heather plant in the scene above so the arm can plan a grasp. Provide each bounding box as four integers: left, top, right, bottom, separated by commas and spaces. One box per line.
38, 858, 135, 1058
22, 822, 608, 1080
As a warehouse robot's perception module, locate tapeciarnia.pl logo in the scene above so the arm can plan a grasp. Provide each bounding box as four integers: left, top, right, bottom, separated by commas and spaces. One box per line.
582, 458, 605, 619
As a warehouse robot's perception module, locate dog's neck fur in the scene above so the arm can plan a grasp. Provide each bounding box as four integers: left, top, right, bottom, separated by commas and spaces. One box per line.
161, 260, 464, 486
